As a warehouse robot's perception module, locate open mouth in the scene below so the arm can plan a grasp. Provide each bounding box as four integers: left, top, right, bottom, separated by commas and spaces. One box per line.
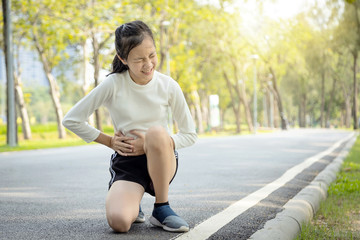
142, 68, 153, 75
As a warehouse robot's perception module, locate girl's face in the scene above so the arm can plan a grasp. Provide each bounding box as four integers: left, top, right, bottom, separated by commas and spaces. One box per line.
121, 35, 158, 85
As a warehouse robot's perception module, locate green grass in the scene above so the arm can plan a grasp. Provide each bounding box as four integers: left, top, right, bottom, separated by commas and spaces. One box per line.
0, 123, 114, 152
295, 135, 360, 240
0, 123, 276, 152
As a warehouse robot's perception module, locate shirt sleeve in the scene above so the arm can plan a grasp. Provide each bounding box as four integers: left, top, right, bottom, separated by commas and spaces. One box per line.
62, 76, 114, 143
169, 80, 197, 149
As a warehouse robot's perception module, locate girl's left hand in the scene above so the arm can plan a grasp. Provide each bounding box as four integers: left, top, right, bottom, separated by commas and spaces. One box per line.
124, 130, 145, 156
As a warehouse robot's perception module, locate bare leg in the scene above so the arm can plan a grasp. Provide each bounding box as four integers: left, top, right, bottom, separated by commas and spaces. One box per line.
105, 180, 144, 232
144, 126, 177, 203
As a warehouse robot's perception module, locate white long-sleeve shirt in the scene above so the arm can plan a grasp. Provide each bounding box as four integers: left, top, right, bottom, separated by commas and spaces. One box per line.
62, 70, 197, 149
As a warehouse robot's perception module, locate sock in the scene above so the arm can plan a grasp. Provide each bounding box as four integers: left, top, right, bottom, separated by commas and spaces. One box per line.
154, 201, 169, 208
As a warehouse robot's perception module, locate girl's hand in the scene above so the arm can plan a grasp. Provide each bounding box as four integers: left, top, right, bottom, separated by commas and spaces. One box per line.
111, 131, 134, 156
125, 130, 145, 156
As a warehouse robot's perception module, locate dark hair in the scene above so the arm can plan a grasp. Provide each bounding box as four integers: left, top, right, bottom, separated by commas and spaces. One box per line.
109, 20, 155, 75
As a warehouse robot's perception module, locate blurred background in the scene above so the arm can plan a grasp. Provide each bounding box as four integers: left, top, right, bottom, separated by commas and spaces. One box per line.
0, 0, 359, 150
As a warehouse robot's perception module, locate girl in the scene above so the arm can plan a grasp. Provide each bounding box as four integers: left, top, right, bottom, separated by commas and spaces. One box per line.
62, 20, 197, 233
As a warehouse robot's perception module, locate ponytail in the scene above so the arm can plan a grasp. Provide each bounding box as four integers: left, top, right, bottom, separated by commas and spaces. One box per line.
109, 55, 128, 76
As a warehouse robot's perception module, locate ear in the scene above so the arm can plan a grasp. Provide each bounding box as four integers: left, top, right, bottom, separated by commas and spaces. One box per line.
117, 54, 127, 65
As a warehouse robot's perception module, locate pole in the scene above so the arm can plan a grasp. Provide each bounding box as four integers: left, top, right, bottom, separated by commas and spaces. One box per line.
2, 0, 17, 146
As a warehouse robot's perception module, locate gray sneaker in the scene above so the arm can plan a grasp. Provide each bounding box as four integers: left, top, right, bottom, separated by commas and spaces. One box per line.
150, 205, 189, 232
135, 206, 145, 223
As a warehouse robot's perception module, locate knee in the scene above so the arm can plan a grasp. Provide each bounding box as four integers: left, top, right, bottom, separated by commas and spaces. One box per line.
145, 126, 169, 149
107, 212, 132, 233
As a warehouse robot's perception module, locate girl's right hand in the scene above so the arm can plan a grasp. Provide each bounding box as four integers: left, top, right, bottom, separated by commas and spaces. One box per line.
111, 131, 134, 156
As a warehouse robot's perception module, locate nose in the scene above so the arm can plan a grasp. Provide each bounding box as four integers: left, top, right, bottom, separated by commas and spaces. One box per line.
143, 58, 152, 69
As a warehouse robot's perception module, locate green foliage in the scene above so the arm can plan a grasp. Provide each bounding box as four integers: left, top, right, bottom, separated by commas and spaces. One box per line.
2, 0, 359, 142
345, 0, 357, 4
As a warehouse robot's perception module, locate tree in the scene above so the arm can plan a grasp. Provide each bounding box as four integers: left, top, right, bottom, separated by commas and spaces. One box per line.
332, 0, 360, 129
52, 0, 121, 131
345, 0, 360, 130
0, 2, 32, 140
250, 18, 292, 130
13, 0, 79, 138
14, 38, 32, 139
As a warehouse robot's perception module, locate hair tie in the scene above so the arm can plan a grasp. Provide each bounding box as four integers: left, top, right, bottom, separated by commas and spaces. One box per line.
121, 23, 127, 32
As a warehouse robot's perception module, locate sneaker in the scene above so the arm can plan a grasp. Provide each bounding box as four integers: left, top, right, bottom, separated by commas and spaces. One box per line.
150, 205, 189, 232
134, 206, 145, 223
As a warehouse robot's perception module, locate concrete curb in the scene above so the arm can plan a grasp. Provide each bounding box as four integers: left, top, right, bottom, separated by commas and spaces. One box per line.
249, 132, 358, 240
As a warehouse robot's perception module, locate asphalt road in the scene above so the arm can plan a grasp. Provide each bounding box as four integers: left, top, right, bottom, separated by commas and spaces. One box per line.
0, 129, 353, 240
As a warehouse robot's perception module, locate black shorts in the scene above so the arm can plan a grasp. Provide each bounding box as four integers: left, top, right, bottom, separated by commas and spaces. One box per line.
108, 151, 179, 196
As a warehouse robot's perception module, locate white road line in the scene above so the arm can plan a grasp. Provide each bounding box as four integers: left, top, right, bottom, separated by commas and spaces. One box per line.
175, 132, 355, 240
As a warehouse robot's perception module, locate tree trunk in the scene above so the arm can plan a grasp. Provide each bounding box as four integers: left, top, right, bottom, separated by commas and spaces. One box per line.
267, 87, 275, 128
320, 70, 326, 128
230, 59, 253, 132
200, 90, 209, 131
82, 39, 95, 127
273, 96, 279, 128
300, 93, 307, 128
46, 72, 66, 139
352, 51, 358, 130
325, 77, 337, 128
14, 45, 31, 139
269, 67, 287, 130
266, 89, 271, 127
14, 73, 31, 139
220, 108, 226, 130
33, 35, 66, 139
341, 82, 352, 128
158, 21, 166, 73
202, 101, 209, 132
91, 32, 103, 132
191, 90, 204, 134
238, 81, 253, 132
81, 40, 90, 96
223, 72, 241, 133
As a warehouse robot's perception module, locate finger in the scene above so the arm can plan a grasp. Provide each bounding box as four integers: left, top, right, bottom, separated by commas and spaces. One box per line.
120, 149, 133, 154
119, 142, 133, 151
118, 144, 134, 154
112, 138, 133, 152
118, 137, 135, 143
116, 150, 128, 156
115, 131, 124, 137
123, 139, 134, 145
114, 134, 134, 143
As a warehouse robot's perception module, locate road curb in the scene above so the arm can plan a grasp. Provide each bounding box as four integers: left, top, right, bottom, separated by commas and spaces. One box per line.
249, 132, 357, 240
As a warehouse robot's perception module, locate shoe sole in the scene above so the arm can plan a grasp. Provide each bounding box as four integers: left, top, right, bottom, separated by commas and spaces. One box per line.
150, 216, 189, 232
134, 216, 145, 223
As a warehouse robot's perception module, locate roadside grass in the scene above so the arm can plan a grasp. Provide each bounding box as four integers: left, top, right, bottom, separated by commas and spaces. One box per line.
0, 123, 276, 152
0, 124, 114, 152
295, 135, 360, 240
